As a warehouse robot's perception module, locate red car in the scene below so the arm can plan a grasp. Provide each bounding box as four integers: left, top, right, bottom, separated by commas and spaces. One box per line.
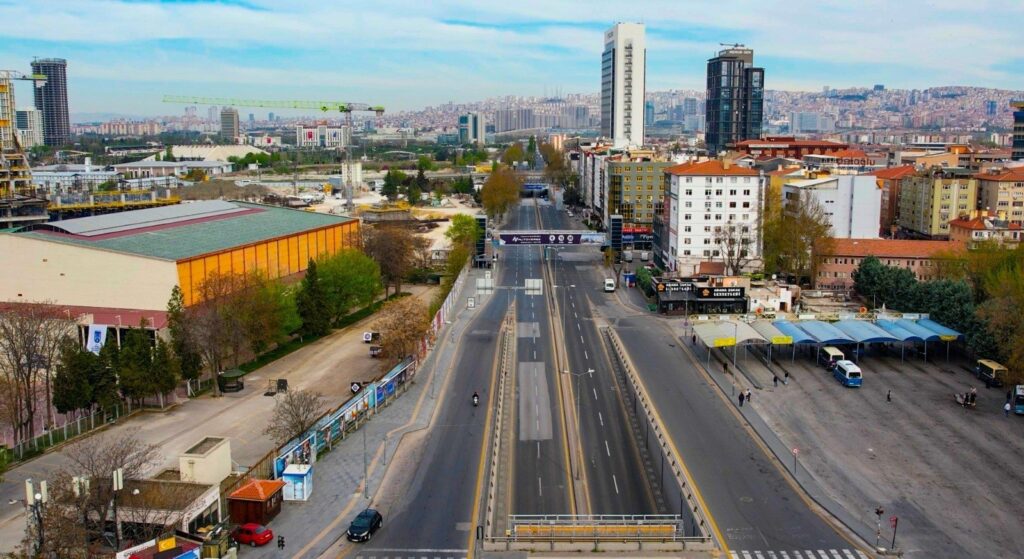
232, 523, 273, 547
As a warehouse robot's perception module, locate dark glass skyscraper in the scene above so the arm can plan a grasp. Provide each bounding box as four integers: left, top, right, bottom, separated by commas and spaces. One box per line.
1012, 101, 1024, 161
704, 47, 763, 155
30, 58, 70, 147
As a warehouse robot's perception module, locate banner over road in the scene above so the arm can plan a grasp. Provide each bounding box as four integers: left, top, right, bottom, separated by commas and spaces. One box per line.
498, 230, 603, 245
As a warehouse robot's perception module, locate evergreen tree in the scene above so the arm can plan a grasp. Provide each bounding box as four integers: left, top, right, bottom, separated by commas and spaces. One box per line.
296, 259, 331, 338
167, 286, 202, 381
382, 170, 400, 201
118, 326, 153, 402
53, 338, 95, 417
93, 339, 121, 410
150, 341, 179, 408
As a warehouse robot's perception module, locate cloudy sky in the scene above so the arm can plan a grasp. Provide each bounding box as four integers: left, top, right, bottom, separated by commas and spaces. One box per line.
1, 0, 1021, 117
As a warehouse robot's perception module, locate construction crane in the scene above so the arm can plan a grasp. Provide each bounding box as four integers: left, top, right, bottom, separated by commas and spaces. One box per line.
162, 95, 385, 128
0, 71, 46, 198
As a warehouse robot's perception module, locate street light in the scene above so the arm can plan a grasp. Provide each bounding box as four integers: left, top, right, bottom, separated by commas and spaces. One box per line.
25, 479, 47, 555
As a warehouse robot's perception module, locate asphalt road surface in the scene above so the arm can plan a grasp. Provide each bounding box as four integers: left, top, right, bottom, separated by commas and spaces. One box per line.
537, 202, 658, 515
614, 316, 865, 557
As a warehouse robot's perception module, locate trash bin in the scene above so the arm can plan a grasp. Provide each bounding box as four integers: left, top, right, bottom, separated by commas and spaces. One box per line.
277, 378, 289, 392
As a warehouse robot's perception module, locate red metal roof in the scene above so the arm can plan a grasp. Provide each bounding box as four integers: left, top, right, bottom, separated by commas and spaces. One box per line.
823, 238, 966, 258
664, 160, 760, 177
229, 479, 285, 502
868, 165, 916, 180
975, 167, 1024, 181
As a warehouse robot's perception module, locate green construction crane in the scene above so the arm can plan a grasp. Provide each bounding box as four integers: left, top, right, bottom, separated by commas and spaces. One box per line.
162, 95, 385, 127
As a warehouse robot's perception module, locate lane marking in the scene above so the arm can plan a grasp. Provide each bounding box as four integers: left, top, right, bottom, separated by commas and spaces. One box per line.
592, 387, 598, 400
580, 335, 585, 344
604, 440, 611, 456
612, 474, 619, 494
538, 476, 543, 496
584, 350, 589, 360
598, 412, 603, 426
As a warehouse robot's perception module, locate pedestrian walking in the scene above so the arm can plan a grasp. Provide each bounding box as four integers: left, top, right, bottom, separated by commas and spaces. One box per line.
692, 334, 696, 346
278, 536, 285, 550
744, 389, 752, 403
1005, 402, 1012, 417
773, 375, 779, 388
738, 392, 744, 407
784, 371, 790, 385
887, 389, 892, 403
724, 361, 729, 374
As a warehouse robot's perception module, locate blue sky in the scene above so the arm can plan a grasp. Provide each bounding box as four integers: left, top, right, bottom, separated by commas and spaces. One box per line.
1, 0, 1022, 117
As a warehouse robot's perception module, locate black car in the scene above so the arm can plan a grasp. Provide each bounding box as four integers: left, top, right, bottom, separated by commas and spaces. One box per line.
346, 509, 383, 542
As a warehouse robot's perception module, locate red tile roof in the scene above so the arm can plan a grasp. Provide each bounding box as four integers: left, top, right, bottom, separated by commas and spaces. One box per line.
229, 479, 285, 502
664, 160, 760, 177
975, 167, 1024, 181
948, 215, 1021, 231
868, 165, 916, 180
735, 138, 847, 148
822, 238, 965, 259
697, 261, 726, 275
827, 148, 868, 159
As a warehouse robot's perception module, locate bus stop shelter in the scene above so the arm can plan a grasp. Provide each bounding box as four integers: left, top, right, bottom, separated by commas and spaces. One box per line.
691, 320, 763, 367
750, 321, 794, 364
832, 320, 898, 362
771, 320, 817, 362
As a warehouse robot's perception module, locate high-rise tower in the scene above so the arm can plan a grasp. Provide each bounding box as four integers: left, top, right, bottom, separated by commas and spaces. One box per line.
704, 46, 764, 155
601, 23, 645, 148
220, 107, 239, 142
30, 58, 70, 146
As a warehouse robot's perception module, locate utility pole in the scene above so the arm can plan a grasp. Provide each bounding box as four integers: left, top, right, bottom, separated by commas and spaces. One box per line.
25, 479, 48, 555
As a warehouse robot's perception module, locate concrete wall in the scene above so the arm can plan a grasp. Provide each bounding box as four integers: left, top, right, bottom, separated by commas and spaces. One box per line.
0, 234, 178, 310
180, 437, 232, 486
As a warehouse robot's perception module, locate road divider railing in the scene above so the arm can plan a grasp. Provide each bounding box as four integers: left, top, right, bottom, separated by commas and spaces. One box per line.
484, 306, 516, 540
604, 328, 717, 552
487, 514, 686, 552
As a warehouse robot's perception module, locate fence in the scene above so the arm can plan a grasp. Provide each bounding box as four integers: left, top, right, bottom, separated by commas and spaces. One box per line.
4, 402, 136, 462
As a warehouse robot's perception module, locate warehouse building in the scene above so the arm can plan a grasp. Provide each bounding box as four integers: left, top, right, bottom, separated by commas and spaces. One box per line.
0, 201, 360, 318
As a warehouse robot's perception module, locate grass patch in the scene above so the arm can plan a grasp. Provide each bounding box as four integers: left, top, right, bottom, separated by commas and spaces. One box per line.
238, 292, 410, 374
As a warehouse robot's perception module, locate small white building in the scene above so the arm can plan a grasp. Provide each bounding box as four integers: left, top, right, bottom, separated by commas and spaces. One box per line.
782, 175, 881, 239
113, 160, 233, 179
661, 160, 764, 276
296, 125, 350, 148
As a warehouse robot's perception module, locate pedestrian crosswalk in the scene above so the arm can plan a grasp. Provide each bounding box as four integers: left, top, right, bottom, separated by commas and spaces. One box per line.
354, 550, 468, 559
729, 550, 869, 559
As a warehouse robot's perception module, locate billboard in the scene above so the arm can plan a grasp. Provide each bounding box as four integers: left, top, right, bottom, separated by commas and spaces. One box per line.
86, 325, 108, 355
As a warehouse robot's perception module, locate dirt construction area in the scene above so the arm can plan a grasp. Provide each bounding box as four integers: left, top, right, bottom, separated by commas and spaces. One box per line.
747, 347, 1024, 558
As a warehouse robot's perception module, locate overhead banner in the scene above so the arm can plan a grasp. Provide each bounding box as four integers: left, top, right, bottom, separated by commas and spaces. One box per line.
86, 325, 108, 355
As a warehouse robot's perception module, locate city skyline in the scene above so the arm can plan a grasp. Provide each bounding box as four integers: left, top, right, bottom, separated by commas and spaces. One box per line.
1, 0, 1023, 117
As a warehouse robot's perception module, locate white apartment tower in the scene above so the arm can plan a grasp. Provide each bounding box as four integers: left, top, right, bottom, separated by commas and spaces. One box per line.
601, 23, 646, 149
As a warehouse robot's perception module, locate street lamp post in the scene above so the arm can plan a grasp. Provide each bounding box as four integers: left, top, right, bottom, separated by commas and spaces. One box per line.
112, 468, 124, 551
25, 479, 47, 555
874, 506, 884, 548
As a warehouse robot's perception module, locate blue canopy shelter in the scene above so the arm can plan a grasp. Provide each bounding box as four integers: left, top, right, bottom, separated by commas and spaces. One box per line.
789, 320, 854, 364
895, 318, 941, 360
773, 320, 817, 361
833, 320, 898, 362
876, 319, 925, 361
917, 318, 964, 361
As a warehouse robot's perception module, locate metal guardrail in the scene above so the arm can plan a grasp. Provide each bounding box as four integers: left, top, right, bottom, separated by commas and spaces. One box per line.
504, 514, 685, 542
604, 328, 716, 546
484, 306, 515, 539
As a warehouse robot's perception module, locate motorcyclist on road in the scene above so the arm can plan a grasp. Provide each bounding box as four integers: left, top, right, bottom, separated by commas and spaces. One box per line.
472, 391, 480, 405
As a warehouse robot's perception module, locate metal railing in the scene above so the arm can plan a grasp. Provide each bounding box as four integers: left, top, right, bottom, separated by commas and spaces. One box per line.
500, 514, 689, 542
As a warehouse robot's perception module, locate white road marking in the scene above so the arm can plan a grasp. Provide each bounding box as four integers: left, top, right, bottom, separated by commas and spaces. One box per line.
612, 474, 619, 494
580, 335, 585, 344
605, 440, 611, 456
537, 441, 540, 459
584, 350, 589, 360
598, 412, 603, 426
574, 311, 578, 319
593, 387, 598, 400
533, 350, 536, 359
538, 477, 543, 496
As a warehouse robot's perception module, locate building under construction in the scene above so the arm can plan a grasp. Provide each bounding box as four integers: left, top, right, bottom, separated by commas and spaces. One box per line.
0, 69, 48, 228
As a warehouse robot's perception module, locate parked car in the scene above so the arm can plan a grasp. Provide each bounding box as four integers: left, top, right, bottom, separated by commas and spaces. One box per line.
232, 523, 273, 547
346, 509, 383, 542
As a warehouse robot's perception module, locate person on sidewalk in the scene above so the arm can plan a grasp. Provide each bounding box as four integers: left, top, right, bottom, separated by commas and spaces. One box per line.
738, 392, 745, 407
278, 536, 285, 550
773, 375, 779, 388
887, 389, 892, 402
744, 389, 752, 403
784, 371, 790, 385
1005, 402, 1012, 417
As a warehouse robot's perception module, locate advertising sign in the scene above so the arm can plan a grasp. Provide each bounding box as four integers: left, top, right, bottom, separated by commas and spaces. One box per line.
86, 325, 108, 355
696, 286, 746, 299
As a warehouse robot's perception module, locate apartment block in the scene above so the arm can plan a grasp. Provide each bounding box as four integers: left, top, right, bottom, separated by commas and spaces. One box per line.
898, 169, 978, 238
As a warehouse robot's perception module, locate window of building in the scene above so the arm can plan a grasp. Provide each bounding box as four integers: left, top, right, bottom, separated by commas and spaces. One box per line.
684, 213, 692, 220
684, 189, 692, 196
683, 250, 691, 255
685, 201, 692, 208
743, 189, 750, 195
715, 214, 722, 220
684, 226, 691, 232
715, 177, 724, 183
685, 177, 692, 183
703, 250, 711, 257
704, 214, 712, 220
705, 189, 712, 196
715, 201, 723, 208
715, 189, 723, 196
729, 201, 737, 208
704, 226, 712, 232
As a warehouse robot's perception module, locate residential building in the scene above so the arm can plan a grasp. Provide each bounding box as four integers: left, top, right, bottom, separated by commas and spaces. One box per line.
783, 174, 881, 239
705, 46, 764, 155
15, 108, 43, 148
815, 238, 965, 292
894, 150, 959, 168
897, 169, 977, 238
1013, 101, 1024, 161
600, 22, 646, 148
734, 137, 848, 159
458, 112, 486, 146
30, 58, 71, 146
789, 112, 834, 134
659, 160, 764, 275
949, 210, 1022, 248
295, 125, 350, 148
976, 166, 1024, 224
605, 152, 673, 228
220, 107, 239, 141
867, 165, 916, 236
644, 102, 655, 127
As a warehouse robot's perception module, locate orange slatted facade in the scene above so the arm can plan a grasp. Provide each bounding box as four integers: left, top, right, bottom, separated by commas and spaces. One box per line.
175, 220, 360, 305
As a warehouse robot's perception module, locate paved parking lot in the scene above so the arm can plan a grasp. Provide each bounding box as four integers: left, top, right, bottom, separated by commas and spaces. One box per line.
746, 346, 1024, 558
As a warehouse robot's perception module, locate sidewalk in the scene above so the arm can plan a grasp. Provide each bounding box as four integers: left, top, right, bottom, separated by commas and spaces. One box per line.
0, 285, 437, 554
247, 268, 484, 559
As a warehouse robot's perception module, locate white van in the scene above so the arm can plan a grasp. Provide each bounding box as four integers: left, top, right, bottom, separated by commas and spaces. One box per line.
604, 278, 616, 292
833, 360, 863, 387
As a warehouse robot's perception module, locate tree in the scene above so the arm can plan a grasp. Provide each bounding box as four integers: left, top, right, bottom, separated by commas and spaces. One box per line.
149, 341, 179, 408
372, 297, 431, 371
263, 389, 327, 445
480, 165, 521, 221
363, 225, 416, 298
450, 176, 474, 195
445, 213, 480, 250
319, 249, 382, 325
381, 169, 407, 202
52, 338, 95, 418
527, 136, 537, 155
713, 221, 756, 275
763, 191, 833, 283
501, 142, 526, 166
116, 324, 153, 403
164, 146, 175, 162
296, 259, 331, 338
93, 340, 122, 411
0, 303, 75, 445
416, 155, 435, 172
167, 286, 202, 383
406, 184, 422, 206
